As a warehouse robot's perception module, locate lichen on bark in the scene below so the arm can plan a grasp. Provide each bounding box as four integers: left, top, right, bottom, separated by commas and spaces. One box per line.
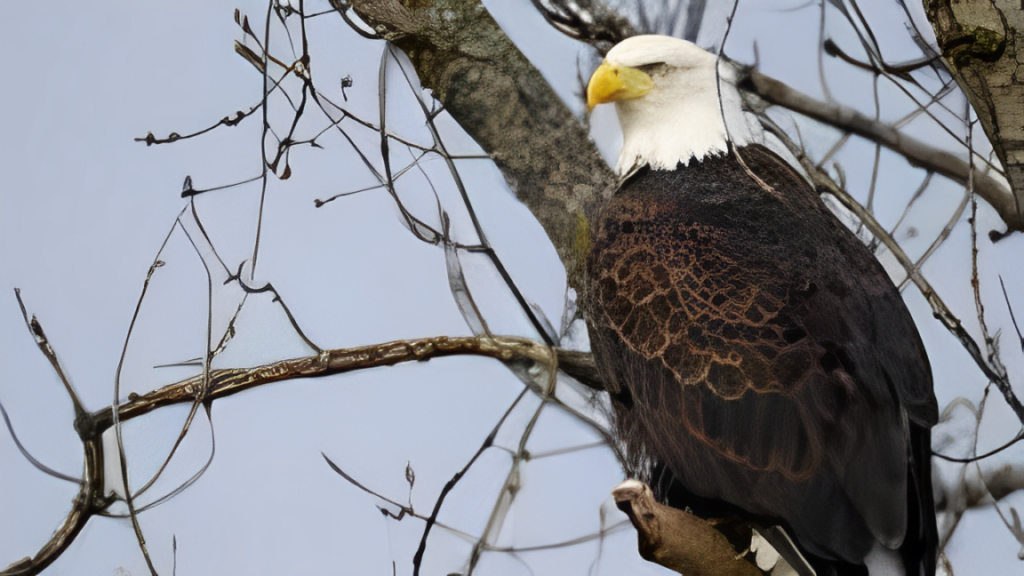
925, 0, 1024, 222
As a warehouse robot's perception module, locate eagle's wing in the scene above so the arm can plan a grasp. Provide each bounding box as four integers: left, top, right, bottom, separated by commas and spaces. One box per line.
588, 145, 935, 563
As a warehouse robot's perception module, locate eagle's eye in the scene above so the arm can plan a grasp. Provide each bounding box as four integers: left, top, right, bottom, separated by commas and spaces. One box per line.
635, 62, 669, 77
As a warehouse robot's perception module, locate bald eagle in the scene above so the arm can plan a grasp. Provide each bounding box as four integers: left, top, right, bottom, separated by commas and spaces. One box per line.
585, 36, 938, 576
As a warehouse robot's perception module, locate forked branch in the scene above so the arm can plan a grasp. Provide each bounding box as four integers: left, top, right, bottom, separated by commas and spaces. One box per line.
744, 70, 1022, 233
1, 331, 601, 576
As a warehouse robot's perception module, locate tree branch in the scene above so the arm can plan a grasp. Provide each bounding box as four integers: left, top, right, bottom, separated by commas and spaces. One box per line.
744, 70, 1023, 233
2, 334, 598, 576
10, 2, 1019, 574
346, 0, 615, 293
527, 0, 1023, 234
931, 396, 1024, 554
761, 116, 1024, 426
555, 348, 603, 390
527, 0, 635, 54
0, 438, 108, 576
613, 480, 763, 576
924, 0, 1024, 221
331, 3, 1024, 573
89, 336, 560, 436
330, 6, 760, 570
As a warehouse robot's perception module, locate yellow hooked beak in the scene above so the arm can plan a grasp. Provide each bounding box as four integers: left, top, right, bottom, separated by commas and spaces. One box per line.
586, 62, 653, 110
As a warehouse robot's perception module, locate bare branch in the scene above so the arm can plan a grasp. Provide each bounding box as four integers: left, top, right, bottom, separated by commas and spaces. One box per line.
612, 480, 763, 576
744, 70, 1023, 233
529, 0, 636, 54
2, 334, 600, 575
935, 439, 1024, 510
0, 438, 109, 576
932, 396, 1024, 555
555, 348, 603, 391
89, 336, 559, 436
527, 0, 1024, 236
924, 0, 1024, 217
349, 0, 614, 292
760, 116, 1024, 426
13, 289, 87, 422
0, 400, 80, 484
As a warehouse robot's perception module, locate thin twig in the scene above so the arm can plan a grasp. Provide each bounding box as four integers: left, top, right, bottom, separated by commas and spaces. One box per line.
762, 117, 1024, 424
13, 289, 87, 421
3, 332, 601, 576
745, 70, 1022, 232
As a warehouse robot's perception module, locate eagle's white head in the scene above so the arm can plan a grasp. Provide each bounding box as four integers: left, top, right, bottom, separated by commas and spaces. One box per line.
587, 35, 759, 174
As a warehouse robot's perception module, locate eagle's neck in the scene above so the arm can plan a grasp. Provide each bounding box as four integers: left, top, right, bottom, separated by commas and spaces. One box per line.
614, 64, 756, 173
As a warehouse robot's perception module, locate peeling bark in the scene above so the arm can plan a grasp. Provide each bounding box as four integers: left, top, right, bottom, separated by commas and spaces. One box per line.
924, 0, 1024, 222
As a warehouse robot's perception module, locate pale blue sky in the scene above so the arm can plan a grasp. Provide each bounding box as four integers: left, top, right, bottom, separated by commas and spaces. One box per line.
2, 1, 1022, 575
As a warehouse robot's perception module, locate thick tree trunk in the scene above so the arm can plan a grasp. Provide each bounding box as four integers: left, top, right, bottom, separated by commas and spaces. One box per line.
344, 2, 744, 573
343, 2, 1023, 573
924, 0, 1024, 224
347, 0, 614, 293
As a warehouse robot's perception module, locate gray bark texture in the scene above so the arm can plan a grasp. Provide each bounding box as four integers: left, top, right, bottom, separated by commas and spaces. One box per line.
349, 0, 614, 293
344, 1, 1023, 573
925, 0, 1024, 228
345, 1, 733, 572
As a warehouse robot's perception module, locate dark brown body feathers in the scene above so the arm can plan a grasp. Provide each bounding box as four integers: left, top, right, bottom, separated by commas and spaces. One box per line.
587, 145, 938, 575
